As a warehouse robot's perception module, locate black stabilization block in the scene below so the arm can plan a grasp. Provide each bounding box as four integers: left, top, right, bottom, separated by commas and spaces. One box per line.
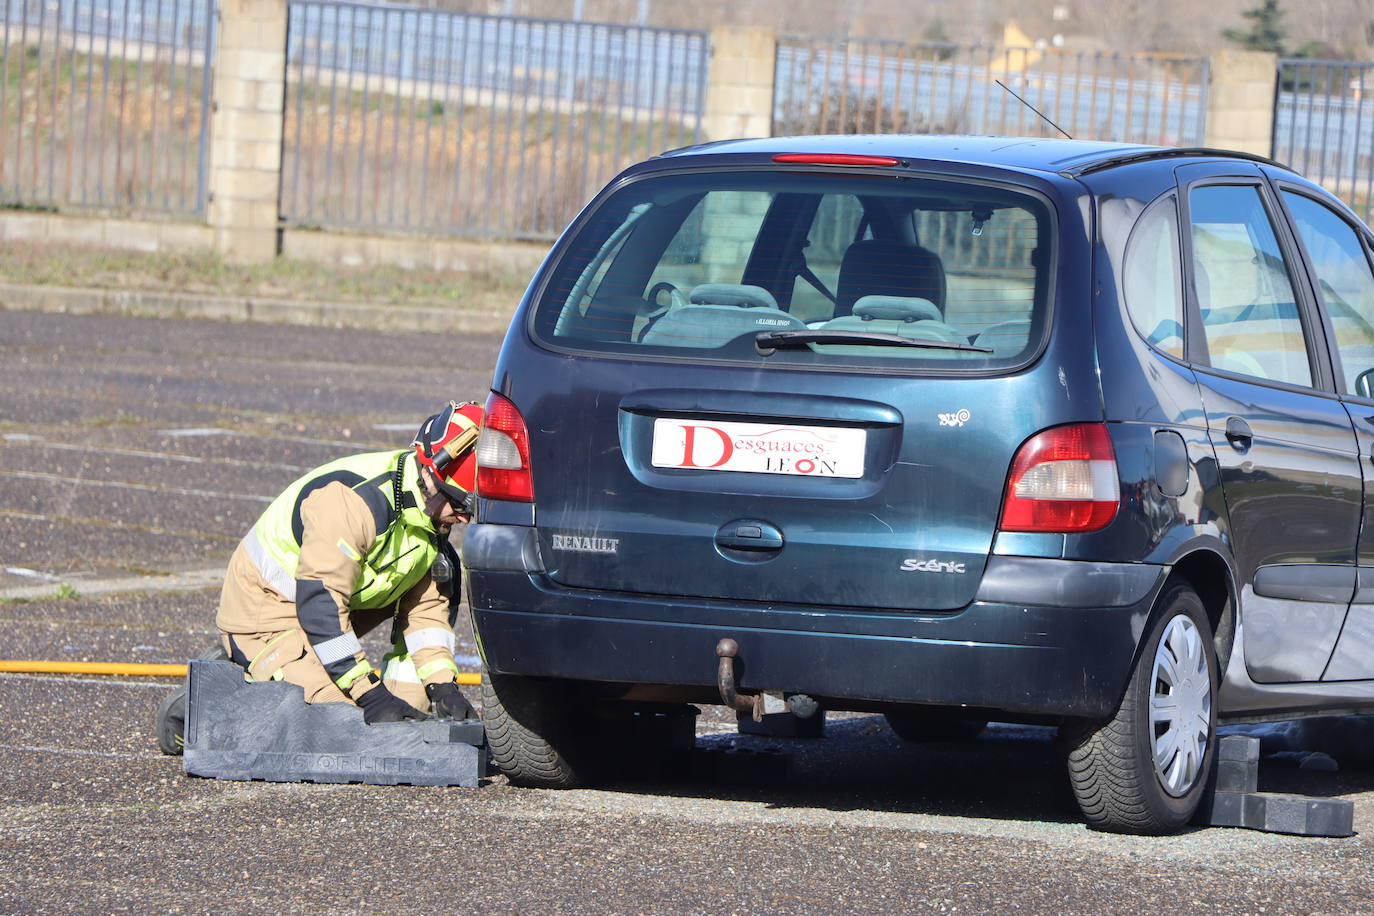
1195, 735, 1353, 836
1214, 734, 1260, 794
1201, 791, 1354, 837
183, 660, 485, 787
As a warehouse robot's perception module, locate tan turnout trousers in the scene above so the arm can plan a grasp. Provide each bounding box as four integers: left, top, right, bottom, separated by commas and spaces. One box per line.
218, 543, 436, 710
217, 477, 461, 712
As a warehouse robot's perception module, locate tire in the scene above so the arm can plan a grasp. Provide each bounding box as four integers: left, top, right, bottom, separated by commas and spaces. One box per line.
1067, 579, 1218, 834
884, 709, 988, 742
481, 671, 591, 788
155, 685, 188, 756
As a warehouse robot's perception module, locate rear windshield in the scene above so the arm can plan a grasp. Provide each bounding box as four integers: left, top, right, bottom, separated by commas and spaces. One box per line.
531, 169, 1053, 370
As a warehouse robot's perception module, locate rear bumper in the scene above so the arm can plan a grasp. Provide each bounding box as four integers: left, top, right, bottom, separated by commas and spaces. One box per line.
464, 524, 1167, 719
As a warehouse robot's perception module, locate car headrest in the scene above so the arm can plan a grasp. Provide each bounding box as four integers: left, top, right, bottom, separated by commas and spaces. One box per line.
688, 283, 779, 309
834, 238, 946, 318
853, 296, 941, 323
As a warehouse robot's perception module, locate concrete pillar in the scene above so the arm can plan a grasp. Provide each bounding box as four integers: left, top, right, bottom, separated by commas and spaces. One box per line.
703, 27, 776, 141
1204, 49, 1279, 158
207, 0, 287, 264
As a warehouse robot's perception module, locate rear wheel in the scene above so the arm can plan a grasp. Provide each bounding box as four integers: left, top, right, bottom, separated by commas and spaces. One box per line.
885, 709, 988, 742
482, 671, 592, 788
1067, 580, 1217, 834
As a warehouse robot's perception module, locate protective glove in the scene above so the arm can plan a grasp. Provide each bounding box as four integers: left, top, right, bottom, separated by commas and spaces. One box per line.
356, 683, 428, 724
426, 681, 477, 720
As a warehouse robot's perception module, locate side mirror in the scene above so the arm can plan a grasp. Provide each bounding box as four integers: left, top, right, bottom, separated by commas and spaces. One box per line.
1356, 368, 1374, 400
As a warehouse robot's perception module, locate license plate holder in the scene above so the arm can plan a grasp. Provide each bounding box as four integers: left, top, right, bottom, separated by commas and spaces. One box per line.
650, 417, 866, 478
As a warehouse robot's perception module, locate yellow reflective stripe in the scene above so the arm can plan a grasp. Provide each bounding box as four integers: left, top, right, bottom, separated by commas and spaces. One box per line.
336, 538, 363, 562
381, 654, 422, 685
334, 659, 372, 690
415, 657, 460, 681
245, 630, 298, 683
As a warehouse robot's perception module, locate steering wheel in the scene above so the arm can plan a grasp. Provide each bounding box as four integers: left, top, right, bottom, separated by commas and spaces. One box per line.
647, 281, 689, 311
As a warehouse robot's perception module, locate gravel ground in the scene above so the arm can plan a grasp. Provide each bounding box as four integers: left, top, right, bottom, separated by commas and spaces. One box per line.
1, 311, 1373, 914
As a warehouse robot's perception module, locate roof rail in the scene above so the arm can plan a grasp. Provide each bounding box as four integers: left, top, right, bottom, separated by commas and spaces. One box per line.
1061, 147, 1289, 178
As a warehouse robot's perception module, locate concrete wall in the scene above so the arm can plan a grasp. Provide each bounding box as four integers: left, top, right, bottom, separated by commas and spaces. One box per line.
0, 211, 549, 284
703, 27, 776, 141
0, 212, 214, 252
282, 230, 548, 276
1204, 50, 1279, 157
207, 0, 289, 265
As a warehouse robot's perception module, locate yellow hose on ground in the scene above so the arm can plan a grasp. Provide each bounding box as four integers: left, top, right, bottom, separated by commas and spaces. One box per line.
0, 660, 481, 685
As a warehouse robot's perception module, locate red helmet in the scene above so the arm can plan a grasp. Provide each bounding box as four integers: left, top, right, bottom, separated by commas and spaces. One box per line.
414, 401, 483, 501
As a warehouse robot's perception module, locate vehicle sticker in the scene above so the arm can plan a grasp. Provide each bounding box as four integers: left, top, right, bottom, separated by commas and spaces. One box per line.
937, 409, 971, 428
650, 418, 866, 478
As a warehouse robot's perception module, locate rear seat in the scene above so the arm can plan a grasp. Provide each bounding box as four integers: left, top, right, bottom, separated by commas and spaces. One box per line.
819, 295, 966, 343
833, 239, 947, 319
640, 283, 803, 348
971, 319, 1032, 358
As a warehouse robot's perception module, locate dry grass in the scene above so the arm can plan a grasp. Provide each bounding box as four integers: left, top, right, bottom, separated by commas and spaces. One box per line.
0, 240, 533, 310
282, 89, 696, 238
1, 45, 210, 213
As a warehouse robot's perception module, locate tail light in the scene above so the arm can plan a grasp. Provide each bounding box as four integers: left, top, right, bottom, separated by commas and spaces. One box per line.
476, 393, 533, 502
998, 423, 1118, 533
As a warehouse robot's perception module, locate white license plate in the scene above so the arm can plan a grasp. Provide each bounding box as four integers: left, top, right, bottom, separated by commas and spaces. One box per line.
650, 417, 866, 478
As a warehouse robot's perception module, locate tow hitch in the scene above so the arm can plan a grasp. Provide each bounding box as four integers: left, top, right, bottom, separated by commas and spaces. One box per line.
715, 637, 819, 723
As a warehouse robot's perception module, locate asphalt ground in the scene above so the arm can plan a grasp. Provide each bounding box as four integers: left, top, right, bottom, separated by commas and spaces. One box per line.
2, 311, 1374, 914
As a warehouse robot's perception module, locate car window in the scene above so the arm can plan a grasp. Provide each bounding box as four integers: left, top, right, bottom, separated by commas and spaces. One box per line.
911, 208, 1039, 343
1123, 195, 1184, 359
788, 193, 867, 323
534, 169, 1052, 372
1281, 190, 1374, 397
1188, 184, 1312, 387
646, 191, 772, 298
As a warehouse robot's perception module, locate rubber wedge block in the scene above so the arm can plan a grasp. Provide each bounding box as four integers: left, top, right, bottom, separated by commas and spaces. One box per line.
183, 660, 484, 787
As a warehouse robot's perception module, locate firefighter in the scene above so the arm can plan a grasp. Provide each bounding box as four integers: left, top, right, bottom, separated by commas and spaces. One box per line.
158, 402, 485, 753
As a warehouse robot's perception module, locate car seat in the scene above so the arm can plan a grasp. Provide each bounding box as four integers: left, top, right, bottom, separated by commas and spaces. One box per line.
834, 239, 947, 319
640, 283, 803, 348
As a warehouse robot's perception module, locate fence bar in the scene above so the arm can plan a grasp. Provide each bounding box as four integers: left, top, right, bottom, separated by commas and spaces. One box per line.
277, 1, 708, 238
1275, 58, 1374, 223
772, 36, 1210, 150
0, 0, 10, 195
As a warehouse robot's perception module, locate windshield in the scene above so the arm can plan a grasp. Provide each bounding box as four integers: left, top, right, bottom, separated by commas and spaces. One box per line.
532, 169, 1053, 370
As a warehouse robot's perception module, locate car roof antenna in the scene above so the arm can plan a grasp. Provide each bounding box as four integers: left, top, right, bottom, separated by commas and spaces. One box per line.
994, 79, 1073, 140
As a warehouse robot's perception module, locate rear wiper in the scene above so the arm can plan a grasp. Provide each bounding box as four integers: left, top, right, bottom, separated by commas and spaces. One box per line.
754, 329, 994, 355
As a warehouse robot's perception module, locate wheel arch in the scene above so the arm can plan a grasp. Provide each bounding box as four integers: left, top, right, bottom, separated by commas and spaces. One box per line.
1164, 543, 1237, 672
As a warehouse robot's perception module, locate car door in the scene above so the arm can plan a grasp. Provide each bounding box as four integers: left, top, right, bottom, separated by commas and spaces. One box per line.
1177, 163, 1363, 684
1272, 178, 1374, 680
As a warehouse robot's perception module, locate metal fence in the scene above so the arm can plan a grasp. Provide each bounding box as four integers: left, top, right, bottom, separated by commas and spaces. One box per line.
1274, 60, 1374, 223
775, 38, 1209, 147
0, 0, 215, 216
281, 1, 708, 239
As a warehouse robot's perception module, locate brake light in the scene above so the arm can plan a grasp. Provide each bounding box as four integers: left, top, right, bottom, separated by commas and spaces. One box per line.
998, 423, 1118, 533
772, 153, 901, 167
476, 393, 533, 502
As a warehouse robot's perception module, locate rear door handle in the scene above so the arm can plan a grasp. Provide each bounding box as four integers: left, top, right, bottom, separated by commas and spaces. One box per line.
1225, 416, 1253, 448
715, 520, 784, 551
